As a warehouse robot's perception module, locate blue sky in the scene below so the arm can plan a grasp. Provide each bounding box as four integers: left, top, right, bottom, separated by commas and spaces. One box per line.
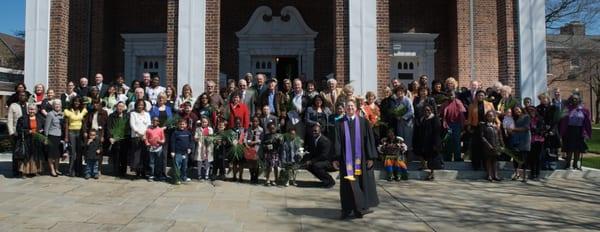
0, 1, 596, 37
0, 0, 24, 36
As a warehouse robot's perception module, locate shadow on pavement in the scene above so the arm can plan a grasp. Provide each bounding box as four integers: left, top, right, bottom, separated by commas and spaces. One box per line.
286, 207, 340, 220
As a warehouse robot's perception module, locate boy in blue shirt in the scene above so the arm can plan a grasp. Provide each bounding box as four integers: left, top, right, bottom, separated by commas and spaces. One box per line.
170, 119, 194, 185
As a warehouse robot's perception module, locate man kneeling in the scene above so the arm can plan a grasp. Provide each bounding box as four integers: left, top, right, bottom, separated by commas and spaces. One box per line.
303, 124, 335, 188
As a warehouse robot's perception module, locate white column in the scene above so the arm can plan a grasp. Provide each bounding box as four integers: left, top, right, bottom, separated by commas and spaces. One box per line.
177, 0, 206, 94
24, 0, 52, 89
519, 0, 547, 105
348, 0, 378, 95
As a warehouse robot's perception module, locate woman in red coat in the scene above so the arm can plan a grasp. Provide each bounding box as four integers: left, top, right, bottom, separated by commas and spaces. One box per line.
228, 92, 250, 129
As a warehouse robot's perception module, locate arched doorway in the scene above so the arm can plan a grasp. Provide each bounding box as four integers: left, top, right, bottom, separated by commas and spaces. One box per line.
236, 6, 317, 81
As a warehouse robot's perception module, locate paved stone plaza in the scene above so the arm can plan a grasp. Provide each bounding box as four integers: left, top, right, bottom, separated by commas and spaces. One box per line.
0, 168, 599, 232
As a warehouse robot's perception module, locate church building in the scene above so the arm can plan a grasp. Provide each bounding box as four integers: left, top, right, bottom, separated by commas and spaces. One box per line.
25, 0, 547, 100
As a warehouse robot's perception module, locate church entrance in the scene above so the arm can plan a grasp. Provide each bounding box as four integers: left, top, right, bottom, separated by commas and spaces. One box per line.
237, 6, 317, 80
276, 57, 299, 81
250, 56, 299, 83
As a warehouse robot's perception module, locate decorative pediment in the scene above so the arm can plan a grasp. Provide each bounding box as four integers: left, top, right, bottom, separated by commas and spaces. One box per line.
236, 6, 318, 39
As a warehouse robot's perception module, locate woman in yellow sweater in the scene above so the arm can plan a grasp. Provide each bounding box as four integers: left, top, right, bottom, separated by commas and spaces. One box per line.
64, 96, 88, 177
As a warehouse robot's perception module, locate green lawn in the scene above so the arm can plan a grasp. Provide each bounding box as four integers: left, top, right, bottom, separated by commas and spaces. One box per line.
583, 156, 600, 169
587, 127, 600, 154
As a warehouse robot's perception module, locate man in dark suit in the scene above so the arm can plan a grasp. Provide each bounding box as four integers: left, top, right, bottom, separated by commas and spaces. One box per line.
304, 124, 335, 188
93, 73, 109, 98
253, 73, 268, 96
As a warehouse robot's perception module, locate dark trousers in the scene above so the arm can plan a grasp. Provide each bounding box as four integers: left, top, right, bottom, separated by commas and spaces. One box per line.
68, 131, 83, 176
470, 128, 484, 170
110, 139, 129, 177
212, 157, 226, 178
529, 142, 543, 177
130, 138, 147, 176
247, 160, 259, 183
307, 161, 335, 186
12, 136, 21, 177
149, 149, 166, 178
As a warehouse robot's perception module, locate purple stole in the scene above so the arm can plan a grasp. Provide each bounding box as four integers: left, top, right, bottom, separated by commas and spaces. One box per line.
343, 115, 362, 181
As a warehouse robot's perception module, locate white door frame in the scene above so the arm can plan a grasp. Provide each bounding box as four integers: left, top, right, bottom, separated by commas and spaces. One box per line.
390, 33, 438, 86
121, 33, 167, 85
236, 6, 317, 80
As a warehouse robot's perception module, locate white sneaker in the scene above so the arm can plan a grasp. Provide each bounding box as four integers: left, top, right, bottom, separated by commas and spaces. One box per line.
184, 178, 191, 182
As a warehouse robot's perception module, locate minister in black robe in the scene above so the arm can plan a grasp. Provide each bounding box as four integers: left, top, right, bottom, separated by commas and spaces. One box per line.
333, 100, 379, 219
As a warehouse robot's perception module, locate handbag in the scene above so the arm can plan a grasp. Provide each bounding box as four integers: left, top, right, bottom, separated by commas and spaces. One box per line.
244, 147, 258, 160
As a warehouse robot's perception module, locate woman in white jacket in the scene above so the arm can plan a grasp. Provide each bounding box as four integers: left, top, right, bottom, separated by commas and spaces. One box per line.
130, 99, 151, 178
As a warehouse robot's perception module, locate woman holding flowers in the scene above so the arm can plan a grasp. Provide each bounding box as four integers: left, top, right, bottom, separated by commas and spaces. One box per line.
16, 104, 46, 176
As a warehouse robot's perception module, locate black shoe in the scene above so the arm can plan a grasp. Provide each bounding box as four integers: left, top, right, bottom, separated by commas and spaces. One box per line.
493, 177, 503, 182
340, 211, 351, 220
354, 209, 372, 218
324, 182, 335, 189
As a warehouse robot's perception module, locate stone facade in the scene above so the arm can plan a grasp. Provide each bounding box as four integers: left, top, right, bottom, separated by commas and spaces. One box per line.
42, 0, 529, 97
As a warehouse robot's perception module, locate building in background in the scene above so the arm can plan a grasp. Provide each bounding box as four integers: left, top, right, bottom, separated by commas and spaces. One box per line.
547, 21, 600, 121
25, 0, 547, 103
0, 33, 24, 120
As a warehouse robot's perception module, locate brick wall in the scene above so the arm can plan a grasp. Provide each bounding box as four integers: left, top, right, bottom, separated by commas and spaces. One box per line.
67, 0, 90, 83
48, 0, 70, 94
497, 0, 520, 96
389, 0, 452, 84
206, 0, 221, 86
452, 0, 501, 89
334, 0, 348, 86
68, 0, 167, 84
548, 53, 598, 121
377, 0, 390, 98
166, 0, 178, 87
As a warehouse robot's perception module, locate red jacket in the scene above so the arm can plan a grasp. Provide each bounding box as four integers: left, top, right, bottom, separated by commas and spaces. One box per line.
229, 103, 250, 129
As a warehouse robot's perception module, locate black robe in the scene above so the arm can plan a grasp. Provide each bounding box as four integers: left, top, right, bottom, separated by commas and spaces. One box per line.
334, 116, 379, 212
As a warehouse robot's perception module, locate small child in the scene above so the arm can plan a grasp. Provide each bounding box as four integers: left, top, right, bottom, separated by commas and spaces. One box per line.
378, 129, 408, 181
230, 117, 246, 182
117, 87, 128, 103
212, 121, 228, 180
170, 119, 194, 185
145, 117, 165, 181
263, 122, 282, 186
281, 127, 303, 186
246, 116, 263, 184
502, 108, 515, 140
195, 117, 214, 181
84, 129, 102, 179
481, 111, 503, 182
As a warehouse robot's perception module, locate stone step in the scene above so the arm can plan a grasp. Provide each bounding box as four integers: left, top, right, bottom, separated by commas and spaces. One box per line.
1, 153, 595, 181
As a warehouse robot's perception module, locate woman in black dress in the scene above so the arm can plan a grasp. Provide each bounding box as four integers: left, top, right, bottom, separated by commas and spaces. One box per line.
413, 105, 442, 180
305, 95, 332, 140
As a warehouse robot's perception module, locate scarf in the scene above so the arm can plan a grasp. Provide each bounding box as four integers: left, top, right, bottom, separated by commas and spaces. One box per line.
343, 115, 362, 181
443, 99, 466, 123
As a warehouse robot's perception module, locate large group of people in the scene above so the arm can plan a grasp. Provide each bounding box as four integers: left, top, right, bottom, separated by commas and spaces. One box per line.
5, 72, 593, 186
